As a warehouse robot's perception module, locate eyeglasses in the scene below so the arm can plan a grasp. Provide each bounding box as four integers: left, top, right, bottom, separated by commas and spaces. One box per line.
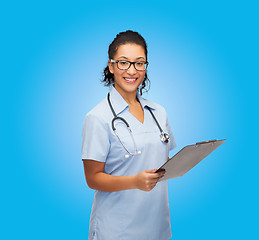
110, 59, 148, 71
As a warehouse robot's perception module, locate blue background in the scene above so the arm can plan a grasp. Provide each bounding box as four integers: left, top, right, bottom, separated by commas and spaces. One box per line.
1, 0, 258, 239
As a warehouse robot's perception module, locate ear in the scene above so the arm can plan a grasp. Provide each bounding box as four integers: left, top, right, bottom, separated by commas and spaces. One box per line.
108, 60, 114, 74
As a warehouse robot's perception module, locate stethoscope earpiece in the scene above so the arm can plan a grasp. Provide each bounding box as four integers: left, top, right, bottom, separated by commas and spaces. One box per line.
125, 150, 141, 159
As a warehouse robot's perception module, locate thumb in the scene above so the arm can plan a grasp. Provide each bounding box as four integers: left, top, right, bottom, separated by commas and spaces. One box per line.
145, 168, 158, 173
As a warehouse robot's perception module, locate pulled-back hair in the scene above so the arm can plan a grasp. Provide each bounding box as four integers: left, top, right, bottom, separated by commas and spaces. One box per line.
102, 30, 150, 95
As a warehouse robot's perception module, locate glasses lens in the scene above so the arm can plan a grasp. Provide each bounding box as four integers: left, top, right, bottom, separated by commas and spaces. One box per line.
135, 61, 147, 71
118, 61, 130, 70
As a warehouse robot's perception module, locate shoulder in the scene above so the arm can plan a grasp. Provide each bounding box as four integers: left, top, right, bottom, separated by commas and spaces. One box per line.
141, 96, 167, 115
140, 96, 169, 127
83, 97, 112, 126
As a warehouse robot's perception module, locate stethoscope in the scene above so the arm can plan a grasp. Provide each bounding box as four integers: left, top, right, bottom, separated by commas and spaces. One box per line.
107, 93, 169, 158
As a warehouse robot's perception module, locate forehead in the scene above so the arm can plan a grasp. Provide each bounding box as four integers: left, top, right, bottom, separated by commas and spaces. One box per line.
114, 43, 146, 60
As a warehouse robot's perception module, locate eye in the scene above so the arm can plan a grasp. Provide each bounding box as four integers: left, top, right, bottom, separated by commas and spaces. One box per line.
120, 61, 128, 65
136, 61, 144, 66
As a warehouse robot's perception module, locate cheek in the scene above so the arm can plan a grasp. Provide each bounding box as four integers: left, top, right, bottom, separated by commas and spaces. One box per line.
114, 69, 123, 79
139, 72, 146, 81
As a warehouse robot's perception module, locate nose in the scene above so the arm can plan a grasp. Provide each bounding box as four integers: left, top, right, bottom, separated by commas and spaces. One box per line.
127, 63, 137, 74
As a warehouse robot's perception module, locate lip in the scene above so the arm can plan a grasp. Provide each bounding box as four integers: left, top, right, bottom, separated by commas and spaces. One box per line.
123, 77, 138, 84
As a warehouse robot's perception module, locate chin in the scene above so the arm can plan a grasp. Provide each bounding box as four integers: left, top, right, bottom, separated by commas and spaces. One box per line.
115, 79, 143, 94
124, 82, 142, 92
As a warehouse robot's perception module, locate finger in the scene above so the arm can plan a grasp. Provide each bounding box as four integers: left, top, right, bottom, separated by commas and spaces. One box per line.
159, 172, 165, 177
157, 176, 164, 182
146, 183, 156, 190
155, 174, 165, 180
149, 172, 165, 179
154, 174, 165, 182
149, 174, 161, 180
150, 176, 163, 183
158, 176, 164, 181
158, 171, 166, 177
145, 169, 157, 173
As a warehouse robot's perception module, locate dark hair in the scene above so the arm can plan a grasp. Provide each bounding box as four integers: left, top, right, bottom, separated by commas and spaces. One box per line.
101, 30, 150, 95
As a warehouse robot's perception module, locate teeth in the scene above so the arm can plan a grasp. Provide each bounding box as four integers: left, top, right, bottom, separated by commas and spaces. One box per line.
125, 78, 137, 82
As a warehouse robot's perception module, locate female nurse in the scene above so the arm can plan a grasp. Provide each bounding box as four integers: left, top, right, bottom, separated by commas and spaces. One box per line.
82, 30, 176, 240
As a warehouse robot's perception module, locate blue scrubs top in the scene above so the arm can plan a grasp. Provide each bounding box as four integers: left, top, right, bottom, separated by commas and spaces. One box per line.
82, 86, 176, 240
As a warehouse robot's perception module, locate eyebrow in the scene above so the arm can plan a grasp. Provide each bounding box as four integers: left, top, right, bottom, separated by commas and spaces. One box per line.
118, 56, 146, 60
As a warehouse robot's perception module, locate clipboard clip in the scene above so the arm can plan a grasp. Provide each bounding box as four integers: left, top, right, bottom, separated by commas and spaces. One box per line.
196, 139, 217, 145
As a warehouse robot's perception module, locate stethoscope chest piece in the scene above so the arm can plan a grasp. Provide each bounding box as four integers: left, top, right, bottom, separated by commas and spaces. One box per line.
160, 132, 170, 143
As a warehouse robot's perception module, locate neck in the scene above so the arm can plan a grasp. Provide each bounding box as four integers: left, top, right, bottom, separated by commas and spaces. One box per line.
114, 86, 139, 105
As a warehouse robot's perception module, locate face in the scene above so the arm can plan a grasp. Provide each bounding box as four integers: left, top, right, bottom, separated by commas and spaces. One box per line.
108, 43, 146, 97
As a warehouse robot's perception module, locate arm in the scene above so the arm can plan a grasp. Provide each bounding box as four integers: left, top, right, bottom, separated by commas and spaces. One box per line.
83, 159, 165, 192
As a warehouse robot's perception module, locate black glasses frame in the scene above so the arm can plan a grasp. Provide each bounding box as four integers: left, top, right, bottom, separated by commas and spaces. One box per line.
110, 59, 149, 71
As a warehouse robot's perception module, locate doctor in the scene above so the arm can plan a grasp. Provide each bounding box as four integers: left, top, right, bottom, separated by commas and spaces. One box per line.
82, 30, 176, 240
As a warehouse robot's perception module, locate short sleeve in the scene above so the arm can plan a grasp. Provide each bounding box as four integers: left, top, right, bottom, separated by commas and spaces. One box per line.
81, 113, 110, 162
166, 115, 177, 151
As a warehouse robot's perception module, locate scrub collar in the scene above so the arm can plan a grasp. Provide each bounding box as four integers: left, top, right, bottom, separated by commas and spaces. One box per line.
109, 86, 156, 116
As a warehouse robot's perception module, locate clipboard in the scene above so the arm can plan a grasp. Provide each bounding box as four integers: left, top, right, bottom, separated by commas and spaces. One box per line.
157, 139, 226, 181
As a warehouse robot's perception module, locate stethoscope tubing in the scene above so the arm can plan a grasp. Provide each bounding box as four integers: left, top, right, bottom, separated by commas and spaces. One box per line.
107, 92, 169, 157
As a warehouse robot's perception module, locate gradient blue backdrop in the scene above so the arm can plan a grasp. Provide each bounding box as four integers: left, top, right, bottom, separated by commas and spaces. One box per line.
1, 0, 258, 239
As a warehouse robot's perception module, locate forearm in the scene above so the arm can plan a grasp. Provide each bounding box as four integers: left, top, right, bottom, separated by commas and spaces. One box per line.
88, 172, 137, 192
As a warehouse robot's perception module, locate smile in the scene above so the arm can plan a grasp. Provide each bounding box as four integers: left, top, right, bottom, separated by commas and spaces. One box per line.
123, 77, 138, 83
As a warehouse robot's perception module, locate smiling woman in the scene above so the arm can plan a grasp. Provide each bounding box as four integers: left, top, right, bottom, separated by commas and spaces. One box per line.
81, 30, 176, 240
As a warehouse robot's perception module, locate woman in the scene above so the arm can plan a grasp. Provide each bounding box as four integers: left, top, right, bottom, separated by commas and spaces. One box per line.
82, 30, 176, 240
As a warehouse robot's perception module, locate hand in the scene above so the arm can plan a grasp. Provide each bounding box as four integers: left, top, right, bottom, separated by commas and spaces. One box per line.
134, 168, 166, 192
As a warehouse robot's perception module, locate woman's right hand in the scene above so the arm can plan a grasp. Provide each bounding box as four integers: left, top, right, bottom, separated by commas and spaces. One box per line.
134, 168, 166, 192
